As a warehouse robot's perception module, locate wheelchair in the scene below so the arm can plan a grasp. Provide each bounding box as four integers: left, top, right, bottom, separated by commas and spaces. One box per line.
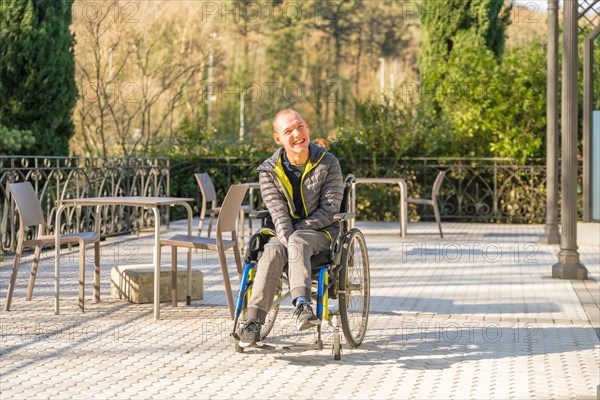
230, 175, 370, 360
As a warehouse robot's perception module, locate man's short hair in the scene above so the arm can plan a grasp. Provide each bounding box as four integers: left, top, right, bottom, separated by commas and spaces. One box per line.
273, 109, 303, 133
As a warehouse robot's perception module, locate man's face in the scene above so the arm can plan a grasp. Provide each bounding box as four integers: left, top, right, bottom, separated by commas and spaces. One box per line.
273, 112, 310, 157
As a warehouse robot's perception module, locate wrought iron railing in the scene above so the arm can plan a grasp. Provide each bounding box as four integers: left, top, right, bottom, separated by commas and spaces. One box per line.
339, 157, 584, 224
170, 156, 579, 224
0, 156, 170, 254
2, 155, 582, 255
394, 158, 549, 223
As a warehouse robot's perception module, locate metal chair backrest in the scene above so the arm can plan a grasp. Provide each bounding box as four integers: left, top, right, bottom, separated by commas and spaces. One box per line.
8, 182, 45, 228
216, 184, 248, 234
431, 171, 446, 198
195, 173, 218, 203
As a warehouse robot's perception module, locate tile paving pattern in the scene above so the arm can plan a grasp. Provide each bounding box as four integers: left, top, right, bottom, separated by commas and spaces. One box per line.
1, 221, 598, 399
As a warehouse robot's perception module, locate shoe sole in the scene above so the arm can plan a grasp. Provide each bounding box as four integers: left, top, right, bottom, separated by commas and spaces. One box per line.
238, 340, 264, 348
296, 318, 320, 331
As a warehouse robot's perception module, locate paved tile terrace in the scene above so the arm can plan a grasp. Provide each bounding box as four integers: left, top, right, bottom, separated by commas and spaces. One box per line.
1, 220, 598, 399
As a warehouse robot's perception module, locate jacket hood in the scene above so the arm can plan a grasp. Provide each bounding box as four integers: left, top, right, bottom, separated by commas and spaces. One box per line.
258, 142, 326, 172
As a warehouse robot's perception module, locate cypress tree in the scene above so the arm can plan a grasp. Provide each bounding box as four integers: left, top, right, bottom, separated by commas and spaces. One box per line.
419, 0, 511, 82
416, 0, 512, 158
0, 0, 77, 156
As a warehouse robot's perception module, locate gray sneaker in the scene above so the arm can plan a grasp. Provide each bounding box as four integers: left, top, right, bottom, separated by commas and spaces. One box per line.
238, 319, 263, 347
293, 303, 320, 331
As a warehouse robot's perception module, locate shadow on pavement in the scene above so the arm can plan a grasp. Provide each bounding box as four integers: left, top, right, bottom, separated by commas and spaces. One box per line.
273, 326, 599, 370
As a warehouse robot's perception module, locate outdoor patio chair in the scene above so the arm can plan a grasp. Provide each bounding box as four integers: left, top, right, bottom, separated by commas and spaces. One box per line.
160, 184, 248, 319
5, 182, 100, 312
195, 173, 252, 241
407, 170, 446, 238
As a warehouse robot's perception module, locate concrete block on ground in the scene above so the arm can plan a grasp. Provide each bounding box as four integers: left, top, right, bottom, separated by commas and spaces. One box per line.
110, 264, 203, 304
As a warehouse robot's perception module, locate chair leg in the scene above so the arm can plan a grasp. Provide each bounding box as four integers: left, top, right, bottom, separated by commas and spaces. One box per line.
26, 244, 42, 301
238, 209, 245, 248
217, 246, 235, 320
5, 241, 24, 311
94, 242, 100, 303
433, 200, 443, 239
232, 236, 243, 277
171, 246, 178, 307
198, 204, 207, 236
78, 243, 86, 312
198, 217, 204, 236
208, 215, 214, 238
197, 217, 204, 255
248, 212, 253, 237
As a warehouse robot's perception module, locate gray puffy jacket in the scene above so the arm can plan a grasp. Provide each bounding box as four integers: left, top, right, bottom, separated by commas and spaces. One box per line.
257, 142, 344, 247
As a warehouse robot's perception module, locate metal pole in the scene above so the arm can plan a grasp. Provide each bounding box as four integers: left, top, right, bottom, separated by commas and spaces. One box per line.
583, 24, 600, 224
540, 0, 560, 244
553, 0, 588, 279
583, 33, 592, 222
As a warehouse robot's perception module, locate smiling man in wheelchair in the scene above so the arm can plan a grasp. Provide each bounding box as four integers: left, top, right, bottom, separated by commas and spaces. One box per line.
237, 109, 344, 347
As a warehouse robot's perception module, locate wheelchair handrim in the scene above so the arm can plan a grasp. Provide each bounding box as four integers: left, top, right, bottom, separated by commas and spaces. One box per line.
339, 228, 370, 347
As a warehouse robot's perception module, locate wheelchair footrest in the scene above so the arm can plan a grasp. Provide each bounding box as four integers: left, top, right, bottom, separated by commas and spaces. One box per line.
281, 340, 323, 351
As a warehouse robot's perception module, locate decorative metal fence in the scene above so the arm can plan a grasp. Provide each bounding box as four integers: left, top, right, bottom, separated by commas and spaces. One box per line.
394, 158, 550, 223
171, 156, 579, 224
1, 155, 582, 256
1, 157, 169, 254
341, 157, 582, 224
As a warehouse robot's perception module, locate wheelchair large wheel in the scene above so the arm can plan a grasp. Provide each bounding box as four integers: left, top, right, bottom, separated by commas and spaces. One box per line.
338, 228, 370, 348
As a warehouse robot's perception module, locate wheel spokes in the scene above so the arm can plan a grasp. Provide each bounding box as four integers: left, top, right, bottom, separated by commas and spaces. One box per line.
345, 236, 367, 339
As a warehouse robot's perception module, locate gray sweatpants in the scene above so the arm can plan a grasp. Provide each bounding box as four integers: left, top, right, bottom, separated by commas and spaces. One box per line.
247, 230, 331, 323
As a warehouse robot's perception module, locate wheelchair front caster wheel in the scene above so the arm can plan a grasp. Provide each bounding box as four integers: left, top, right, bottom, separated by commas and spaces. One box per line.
231, 333, 244, 353
235, 342, 245, 353
333, 333, 341, 360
